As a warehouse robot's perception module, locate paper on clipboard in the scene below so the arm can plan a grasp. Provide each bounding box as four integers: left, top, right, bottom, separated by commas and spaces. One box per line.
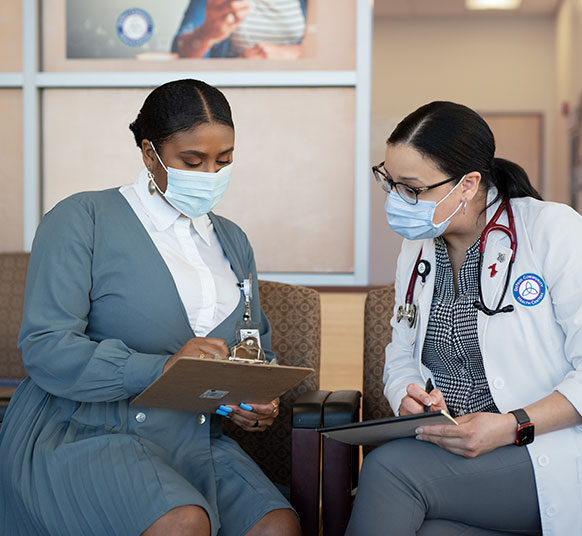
318, 410, 458, 446
130, 356, 314, 413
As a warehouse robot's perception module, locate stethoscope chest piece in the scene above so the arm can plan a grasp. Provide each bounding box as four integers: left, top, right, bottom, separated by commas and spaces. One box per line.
397, 250, 424, 328
397, 303, 417, 328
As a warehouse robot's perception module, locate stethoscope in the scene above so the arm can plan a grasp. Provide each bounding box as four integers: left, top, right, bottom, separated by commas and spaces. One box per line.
397, 199, 517, 328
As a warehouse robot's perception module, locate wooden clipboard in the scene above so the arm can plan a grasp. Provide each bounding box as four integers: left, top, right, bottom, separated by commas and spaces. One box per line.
130, 356, 314, 413
318, 410, 458, 446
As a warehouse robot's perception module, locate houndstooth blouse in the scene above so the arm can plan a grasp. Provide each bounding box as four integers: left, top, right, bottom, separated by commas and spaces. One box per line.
421, 236, 499, 417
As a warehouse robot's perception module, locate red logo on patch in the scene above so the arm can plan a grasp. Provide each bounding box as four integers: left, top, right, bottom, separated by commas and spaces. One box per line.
488, 263, 498, 277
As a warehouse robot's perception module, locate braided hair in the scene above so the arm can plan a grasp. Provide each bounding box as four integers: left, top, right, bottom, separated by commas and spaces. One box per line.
129, 79, 234, 149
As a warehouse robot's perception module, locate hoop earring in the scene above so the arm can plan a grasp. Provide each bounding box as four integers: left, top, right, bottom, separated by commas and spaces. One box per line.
147, 170, 156, 196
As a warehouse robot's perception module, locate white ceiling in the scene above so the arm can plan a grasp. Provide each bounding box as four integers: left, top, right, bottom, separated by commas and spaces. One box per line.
374, 0, 563, 18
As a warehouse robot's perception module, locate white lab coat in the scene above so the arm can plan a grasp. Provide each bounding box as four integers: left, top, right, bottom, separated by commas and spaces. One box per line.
383, 188, 582, 535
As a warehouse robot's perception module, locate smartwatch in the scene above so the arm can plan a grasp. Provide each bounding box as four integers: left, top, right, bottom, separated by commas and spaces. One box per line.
509, 408, 535, 446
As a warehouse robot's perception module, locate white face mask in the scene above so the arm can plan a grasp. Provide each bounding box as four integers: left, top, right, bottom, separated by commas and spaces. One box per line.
385, 176, 466, 240
150, 142, 232, 219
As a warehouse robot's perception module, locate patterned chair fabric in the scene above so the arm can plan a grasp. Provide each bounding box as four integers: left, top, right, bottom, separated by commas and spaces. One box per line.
0, 253, 29, 380
363, 285, 396, 422
222, 280, 320, 488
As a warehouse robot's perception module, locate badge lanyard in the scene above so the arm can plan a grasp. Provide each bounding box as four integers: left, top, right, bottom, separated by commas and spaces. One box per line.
239, 275, 253, 324
235, 273, 263, 348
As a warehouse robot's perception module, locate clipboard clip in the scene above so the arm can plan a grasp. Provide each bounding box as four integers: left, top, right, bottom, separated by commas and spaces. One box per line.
229, 336, 273, 364
228, 355, 276, 365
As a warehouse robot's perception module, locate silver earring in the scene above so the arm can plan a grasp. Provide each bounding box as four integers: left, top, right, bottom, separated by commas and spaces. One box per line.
462, 200, 467, 215
147, 170, 156, 195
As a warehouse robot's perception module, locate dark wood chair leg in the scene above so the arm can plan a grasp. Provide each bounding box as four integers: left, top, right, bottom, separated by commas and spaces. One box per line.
291, 389, 331, 536
322, 437, 358, 536
321, 390, 361, 536
291, 428, 322, 536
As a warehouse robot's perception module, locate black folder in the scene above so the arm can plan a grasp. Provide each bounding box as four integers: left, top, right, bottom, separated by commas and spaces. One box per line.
318, 410, 458, 446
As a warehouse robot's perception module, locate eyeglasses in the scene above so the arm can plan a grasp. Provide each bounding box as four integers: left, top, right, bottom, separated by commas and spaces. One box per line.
372, 161, 459, 205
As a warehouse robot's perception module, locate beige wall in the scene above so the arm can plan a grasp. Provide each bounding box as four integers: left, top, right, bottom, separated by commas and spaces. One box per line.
42, 87, 355, 273
0, 90, 23, 252
372, 17, 555, 122
0, 0, 22, 71
482, 113, 543, 192
370, 15, 557, 285
319, 292, 365, 393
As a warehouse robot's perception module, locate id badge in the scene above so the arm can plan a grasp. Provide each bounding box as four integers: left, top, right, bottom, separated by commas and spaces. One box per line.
231, 321, 265, 362
236, 321, 262, 348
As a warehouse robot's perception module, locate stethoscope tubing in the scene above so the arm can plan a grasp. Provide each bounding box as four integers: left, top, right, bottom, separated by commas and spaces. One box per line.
402, 199, 517, 321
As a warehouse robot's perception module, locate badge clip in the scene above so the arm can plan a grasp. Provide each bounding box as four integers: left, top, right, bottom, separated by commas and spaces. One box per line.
232, 273, 265, 363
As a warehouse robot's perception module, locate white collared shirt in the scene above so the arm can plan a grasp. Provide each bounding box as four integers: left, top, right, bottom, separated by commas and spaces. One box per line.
120, 168, 240, 337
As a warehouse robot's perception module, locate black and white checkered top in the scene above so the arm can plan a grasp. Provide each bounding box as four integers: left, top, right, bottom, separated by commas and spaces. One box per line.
421, 236, 499, 417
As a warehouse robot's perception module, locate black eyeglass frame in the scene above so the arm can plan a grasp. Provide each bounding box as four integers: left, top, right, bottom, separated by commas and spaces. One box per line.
372, 161, 460, 205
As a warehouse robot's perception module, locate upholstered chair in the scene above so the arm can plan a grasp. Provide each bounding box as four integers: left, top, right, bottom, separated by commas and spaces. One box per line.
363, 285, 396, 424
222, 280, 325, 534
223, 280, 321, 486
0, 253, 29, 419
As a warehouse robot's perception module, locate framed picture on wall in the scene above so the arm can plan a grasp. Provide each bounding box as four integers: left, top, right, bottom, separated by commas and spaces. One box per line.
43, 0, 356, 71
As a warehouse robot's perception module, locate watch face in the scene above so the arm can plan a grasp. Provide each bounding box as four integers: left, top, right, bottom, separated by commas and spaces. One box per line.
517, 424, 535, 446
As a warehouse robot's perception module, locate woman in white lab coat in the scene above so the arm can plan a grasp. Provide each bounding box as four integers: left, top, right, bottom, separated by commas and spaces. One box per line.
346, 101, 582, 535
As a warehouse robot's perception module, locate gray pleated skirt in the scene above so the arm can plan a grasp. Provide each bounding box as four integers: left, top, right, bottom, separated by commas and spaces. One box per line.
0, 379, 292, 536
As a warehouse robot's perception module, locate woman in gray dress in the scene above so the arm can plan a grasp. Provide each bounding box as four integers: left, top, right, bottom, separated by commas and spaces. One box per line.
0, 79, 300, 536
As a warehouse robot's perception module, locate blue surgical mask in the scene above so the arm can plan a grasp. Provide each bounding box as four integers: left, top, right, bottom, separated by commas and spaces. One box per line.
385, 177, 465, 240
150, 142, 232, 219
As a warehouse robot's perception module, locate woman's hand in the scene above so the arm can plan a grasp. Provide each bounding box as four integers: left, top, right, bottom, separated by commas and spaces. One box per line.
163, 337, 229, 373
416, 412, 517, 458
199, 0, 251, 43
399, 382, 448, 416
177, 0, 251, 58
221, 397, 280, 432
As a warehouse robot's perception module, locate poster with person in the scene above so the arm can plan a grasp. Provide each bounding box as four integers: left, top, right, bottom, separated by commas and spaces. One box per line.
66, 0, 312, 60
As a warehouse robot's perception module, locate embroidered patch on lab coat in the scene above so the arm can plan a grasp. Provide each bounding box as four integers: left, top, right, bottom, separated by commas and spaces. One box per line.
512, 273, 546, 307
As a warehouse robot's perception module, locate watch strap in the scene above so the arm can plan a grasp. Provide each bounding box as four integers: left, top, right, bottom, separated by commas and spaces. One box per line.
509, 408, 531, 426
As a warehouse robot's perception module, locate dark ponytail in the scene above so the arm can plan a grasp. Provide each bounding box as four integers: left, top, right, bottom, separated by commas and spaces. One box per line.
388, 101, 542, 204
489, 157, 542, 201
129, 78, 234, 149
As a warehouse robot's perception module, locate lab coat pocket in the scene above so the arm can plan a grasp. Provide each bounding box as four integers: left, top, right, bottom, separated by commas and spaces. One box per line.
406, 309, 422, 364
398, 310, 419, 349
391, 306, 417, 349
410, 308, 421, 346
